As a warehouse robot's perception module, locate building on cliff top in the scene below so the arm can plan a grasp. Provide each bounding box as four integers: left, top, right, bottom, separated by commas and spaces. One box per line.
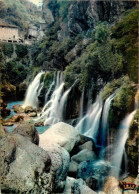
0, 21, 22, 43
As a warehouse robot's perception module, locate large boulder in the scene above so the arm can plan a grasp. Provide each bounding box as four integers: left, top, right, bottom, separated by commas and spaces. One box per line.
63, 177, 97, 194
39, 122, 80, 152
42, 144, 70, 193
13, 104, 24, 113
77, 160, 111, 180
12, 122, 39, 145
69, 149, 96, 177
71, 149, 96, 164
77, 160, 111, 191
0, 134, 51, 193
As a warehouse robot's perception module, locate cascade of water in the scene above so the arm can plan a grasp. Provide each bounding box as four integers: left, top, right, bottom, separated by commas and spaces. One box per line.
35, 71, 65, 125
44, 73, 55, 103
22, 71, 44, 108
79, 87, 85, 120
59, 80, 78, 121
101, 92, 116, 147
76, 95, 103, 142
110, 110, 136, 178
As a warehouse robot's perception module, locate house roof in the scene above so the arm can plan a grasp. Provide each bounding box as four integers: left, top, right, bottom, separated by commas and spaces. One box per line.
0, 21, 18, 29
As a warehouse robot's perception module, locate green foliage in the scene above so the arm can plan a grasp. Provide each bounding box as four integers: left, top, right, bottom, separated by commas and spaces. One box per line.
112, 8, 138, 82
0, 47, 6, 74
0, 43, 13, 58
5, 60, 28, 85
95, 23, 110, 43
108, 76, 135, 127
15, 44, 28, 58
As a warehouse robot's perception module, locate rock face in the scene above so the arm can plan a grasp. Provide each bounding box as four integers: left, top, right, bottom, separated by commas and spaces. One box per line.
43, 0, 136, 37
68, 0, 136, 35
12, 122, 39, 145
0, 134, 51, 193
39, 122, 80, 152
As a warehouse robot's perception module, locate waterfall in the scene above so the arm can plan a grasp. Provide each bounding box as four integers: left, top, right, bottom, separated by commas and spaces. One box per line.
110, 110, 136, 178
76, 95, 103, 142
44, 74, 55, 103
34, 72, 65, 125
22, 71, 44, 108
79, 87, 85, 120
59, 87, 71, 120
101, 92, 116, 147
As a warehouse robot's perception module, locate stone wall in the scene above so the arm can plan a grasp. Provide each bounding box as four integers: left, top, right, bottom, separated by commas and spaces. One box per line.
0, 26, 19, 42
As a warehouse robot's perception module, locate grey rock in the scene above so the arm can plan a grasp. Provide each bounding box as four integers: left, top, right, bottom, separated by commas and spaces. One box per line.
12, 122, 39, 145
0, 134, 51, 193
71, 149, 96, 164
39, 122, 80, 153
40, 144, 70, 193
62, 177, 97, 194
77, 141, 94, 152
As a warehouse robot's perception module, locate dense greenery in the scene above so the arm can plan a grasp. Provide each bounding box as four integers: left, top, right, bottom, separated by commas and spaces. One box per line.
0, 43, 29, 86
102, 76, 135, 128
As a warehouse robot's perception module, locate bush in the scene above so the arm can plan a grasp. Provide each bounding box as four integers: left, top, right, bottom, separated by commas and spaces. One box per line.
15, 44, 28, 58
0, 43, 13, 58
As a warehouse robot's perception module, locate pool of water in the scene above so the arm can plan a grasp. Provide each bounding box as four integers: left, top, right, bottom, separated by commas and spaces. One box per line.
5, 101, 50, 134
6, 101, 23, 119
36, 125, 50, 134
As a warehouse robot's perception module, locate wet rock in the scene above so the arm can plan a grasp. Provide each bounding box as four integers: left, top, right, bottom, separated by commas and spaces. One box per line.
103, 176, 122, 194
2, 122, 14, 126
71, 149, 96, 164
6, 114, 24, 123
63, 177, 97, 194
69, 149, 96, 178
77, 160, 111, 179
35, 121, 44, 126
13, 104, 24, 113
39, 122, 80, 152
77, 141, 94, 152
28, 112, 37, 117
12, 122, 39, 145
0, 134, 51, 193
24, 106, 36, 113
